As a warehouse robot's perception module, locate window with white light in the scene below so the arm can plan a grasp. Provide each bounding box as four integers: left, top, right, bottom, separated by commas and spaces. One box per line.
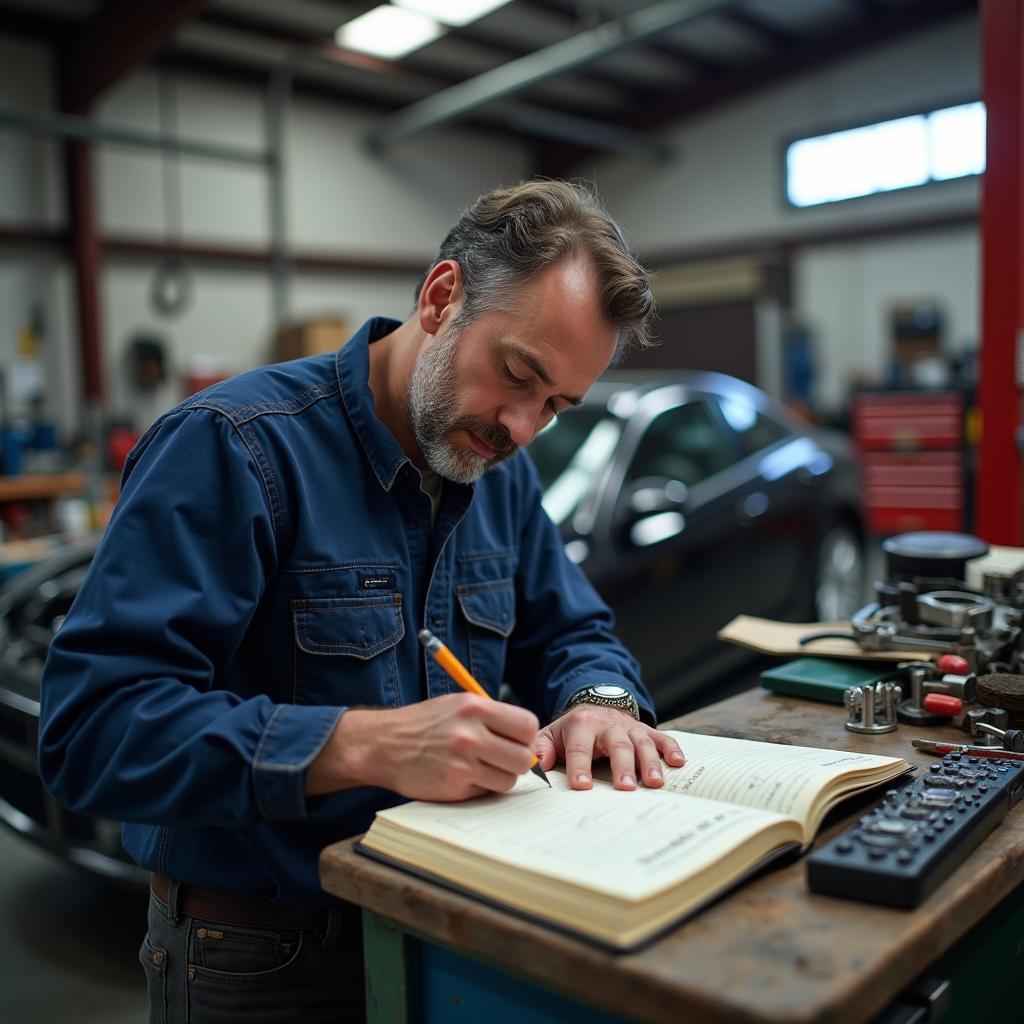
785, 101, 986, 208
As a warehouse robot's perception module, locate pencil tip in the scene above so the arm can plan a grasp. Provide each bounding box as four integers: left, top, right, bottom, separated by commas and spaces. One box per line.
531, 763, 552, 787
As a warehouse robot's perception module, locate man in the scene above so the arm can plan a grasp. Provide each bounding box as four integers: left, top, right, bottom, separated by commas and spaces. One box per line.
39, 179, 685, 1022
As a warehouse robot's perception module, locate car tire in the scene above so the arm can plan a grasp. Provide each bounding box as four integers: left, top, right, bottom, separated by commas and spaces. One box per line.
813, 522, 865, 621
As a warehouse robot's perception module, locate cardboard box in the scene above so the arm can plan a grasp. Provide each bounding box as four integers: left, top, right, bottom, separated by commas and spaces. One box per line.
275, 318, 350, 362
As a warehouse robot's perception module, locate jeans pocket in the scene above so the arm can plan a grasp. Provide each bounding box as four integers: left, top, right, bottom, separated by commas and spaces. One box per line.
138, 935, 168, 1024
188, 921, 302, 979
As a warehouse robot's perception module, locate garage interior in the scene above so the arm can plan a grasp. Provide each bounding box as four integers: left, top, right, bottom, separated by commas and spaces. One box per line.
0, 1, 1019, 1022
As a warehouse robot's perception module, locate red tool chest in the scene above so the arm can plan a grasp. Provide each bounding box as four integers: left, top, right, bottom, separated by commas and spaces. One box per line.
851, 391, 966, 535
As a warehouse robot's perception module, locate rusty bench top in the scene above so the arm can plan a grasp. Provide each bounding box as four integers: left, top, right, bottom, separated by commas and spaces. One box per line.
320, 688, 1024, 1024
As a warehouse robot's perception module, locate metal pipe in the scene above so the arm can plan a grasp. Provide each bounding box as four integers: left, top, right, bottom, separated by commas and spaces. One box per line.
266, 61, 296, 329
0, 105, 270, 166
368, 0, 731, 148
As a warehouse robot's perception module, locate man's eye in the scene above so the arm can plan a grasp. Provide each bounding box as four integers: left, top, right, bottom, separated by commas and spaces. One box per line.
502, 364, 527, 385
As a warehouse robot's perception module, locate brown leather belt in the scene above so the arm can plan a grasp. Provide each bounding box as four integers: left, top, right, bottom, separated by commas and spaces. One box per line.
150, 872, 346, 931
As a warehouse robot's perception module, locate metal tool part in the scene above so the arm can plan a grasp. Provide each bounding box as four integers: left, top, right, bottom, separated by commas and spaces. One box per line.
845, 681, 902, 734
963, 707, 1009, 747
916, 591, 996, 632
973, 721, 1024, 752
912, 738, 1024, 760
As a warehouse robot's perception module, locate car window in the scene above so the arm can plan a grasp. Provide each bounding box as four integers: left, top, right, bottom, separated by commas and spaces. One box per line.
625, 401, 737, 488
716, 396, 791, 455
527, 407, 623, 525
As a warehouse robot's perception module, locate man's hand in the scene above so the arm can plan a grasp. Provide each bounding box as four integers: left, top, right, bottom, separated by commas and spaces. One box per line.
306, 694, 539, 802
535, 705, 685, 790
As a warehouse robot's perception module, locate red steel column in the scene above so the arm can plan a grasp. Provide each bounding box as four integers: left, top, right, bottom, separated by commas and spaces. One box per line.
978, 0, 1024, 544
63, 131, 104, 403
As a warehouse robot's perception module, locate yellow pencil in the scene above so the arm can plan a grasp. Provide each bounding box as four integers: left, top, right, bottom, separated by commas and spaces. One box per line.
418, 628, 551, 787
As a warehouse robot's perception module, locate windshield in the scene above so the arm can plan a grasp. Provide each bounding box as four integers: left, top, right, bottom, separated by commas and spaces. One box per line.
526, 407, 622, 525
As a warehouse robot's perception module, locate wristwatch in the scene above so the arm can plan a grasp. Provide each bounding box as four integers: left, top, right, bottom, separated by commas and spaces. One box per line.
562, 684, 641, 720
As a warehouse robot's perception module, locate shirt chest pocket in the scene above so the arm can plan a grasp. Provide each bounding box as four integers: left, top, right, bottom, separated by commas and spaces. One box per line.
455, 579, 515, 692
291, 594, 404, 707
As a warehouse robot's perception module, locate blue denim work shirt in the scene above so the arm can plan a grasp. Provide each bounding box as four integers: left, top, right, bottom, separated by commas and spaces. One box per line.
39, 317, 653, 904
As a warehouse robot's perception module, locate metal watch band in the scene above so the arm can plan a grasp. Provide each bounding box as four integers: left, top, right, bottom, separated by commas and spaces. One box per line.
562, 685, 641, 720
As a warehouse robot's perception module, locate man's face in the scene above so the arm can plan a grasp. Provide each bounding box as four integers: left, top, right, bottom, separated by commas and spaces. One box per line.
408, 258, 617, 483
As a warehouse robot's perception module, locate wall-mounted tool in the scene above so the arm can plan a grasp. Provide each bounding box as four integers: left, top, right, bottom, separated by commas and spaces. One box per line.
844, 681, 902, 734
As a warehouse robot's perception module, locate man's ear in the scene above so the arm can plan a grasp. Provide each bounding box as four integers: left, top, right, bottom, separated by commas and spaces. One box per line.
417, 260, 463, 336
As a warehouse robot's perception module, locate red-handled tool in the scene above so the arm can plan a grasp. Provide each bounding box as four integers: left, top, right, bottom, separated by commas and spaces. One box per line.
936, 654, 970, 675
922, 693, 963, 716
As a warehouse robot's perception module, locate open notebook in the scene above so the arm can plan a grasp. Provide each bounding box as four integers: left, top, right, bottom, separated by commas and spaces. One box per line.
357, 730, 909, 951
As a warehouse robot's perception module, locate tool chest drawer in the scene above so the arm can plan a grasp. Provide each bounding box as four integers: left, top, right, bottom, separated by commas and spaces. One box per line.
852, 390, 967, 534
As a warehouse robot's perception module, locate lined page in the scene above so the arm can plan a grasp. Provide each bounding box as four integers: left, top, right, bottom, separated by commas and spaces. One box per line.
371, 770, 793, 901
659, 730, 899, 823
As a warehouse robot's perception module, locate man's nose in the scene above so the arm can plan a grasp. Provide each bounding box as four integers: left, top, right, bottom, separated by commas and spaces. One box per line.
497, 401, 544, 447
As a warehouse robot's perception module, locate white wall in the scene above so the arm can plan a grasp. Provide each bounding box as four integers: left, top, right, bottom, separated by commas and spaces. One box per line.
794, 225, 979, 412
594, 13, 980, 414
0, 39, 527, 435
0, 13, 983, 432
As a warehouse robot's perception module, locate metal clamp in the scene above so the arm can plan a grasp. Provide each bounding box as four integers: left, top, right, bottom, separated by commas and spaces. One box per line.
896, 661, 977, 726
963, 707, 1011, 748
845, 681, 903, 734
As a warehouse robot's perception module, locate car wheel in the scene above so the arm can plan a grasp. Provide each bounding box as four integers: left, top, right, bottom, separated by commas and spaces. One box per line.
814, 522, 865, 621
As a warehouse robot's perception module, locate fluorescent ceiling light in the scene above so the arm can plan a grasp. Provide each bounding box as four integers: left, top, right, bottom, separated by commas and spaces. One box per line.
335, 5, 444, 60
393, 0, 511, 27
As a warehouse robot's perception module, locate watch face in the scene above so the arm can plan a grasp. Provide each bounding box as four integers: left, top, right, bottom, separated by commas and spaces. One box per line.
592, 685, 629, 698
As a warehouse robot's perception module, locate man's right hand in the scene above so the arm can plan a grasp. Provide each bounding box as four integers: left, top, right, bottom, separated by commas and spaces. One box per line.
305, 694, 540, 802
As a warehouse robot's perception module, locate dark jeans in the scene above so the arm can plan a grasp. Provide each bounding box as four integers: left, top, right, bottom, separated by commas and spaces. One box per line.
139, 885, 366, 1023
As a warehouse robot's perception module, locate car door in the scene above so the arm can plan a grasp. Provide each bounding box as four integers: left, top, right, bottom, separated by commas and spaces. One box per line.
585, 393, 753, 686
713, 392, 832, 620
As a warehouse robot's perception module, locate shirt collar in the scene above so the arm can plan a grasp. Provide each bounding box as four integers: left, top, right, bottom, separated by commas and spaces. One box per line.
335, 317, 410, 491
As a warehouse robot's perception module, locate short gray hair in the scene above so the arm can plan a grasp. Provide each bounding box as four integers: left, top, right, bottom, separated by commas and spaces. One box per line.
417, 179, 655, 358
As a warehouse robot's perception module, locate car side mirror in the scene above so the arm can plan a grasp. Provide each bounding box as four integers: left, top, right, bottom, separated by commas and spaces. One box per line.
625, 477, 689, 517
614, 477, 689, 547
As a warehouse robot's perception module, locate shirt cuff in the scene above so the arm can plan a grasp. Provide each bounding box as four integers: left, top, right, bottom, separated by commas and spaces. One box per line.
550, 669, 656, 726
252, 704, 344, 820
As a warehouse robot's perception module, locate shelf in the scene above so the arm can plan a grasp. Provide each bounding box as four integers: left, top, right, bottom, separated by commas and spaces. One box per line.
0, 472, 88, 502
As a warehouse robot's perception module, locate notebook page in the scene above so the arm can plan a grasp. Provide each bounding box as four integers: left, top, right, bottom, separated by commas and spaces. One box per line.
658, 730, 900, 822
371, 769, 793, 902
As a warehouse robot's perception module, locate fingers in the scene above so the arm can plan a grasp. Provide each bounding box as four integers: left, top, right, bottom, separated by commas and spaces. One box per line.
554, 706, 688, 791
468, 696, 539, 747
533, 727, 558, 771
653, 730, 686, 769
563, 729, 597, 790
629, 726, 665, 789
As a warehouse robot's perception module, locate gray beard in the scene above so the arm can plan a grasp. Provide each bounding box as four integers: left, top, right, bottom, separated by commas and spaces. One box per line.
407, 324, 517, 484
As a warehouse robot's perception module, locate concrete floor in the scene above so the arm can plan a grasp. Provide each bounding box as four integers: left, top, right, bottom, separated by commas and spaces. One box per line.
0, 826, 148, 1023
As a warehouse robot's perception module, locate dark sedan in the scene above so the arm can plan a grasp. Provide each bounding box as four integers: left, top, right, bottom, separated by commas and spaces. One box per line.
525, 371, 865, 710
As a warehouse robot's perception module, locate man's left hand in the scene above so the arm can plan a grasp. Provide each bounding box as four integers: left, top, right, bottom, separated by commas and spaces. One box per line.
534, 705, 686, 790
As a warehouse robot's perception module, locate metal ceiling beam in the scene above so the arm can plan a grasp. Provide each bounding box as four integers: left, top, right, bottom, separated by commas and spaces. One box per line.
521, 0, 724, 81
628, 0, 977, 131
495, 102, 672, 156
200, 7, 639, 126
64, 0, 210, 109
0, 105, 269, 165
367, 0, 732, 148
721, 7, 798, 51
307, 0, 660, 100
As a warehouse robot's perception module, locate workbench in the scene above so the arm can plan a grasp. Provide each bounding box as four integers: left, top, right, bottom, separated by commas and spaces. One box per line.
320, 688, 1024, 1023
